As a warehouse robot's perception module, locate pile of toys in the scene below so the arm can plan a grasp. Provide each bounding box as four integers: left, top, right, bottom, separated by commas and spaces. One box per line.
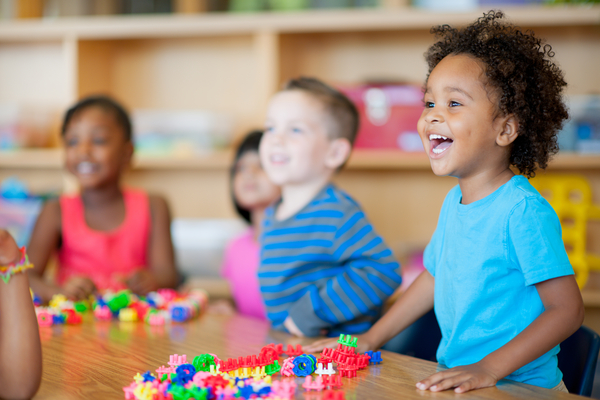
124, 334, 382, 400
34, 288, 208, 327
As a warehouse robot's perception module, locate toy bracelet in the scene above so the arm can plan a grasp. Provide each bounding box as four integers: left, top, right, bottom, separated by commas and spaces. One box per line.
0, 246, 33, 284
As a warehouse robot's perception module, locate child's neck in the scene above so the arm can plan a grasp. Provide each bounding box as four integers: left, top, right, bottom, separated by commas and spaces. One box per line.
80, 184, 126, 231
80, 184, 123, 207
276, 175, 331, 221
251, 207, 267, 241
458, 166, 515, 205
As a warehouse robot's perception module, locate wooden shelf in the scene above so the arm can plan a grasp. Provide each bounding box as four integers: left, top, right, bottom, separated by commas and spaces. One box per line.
0, 5, 599, 41
1, 148, 598, 171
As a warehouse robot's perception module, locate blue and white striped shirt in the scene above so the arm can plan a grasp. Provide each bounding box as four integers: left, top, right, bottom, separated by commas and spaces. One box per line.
259, 184, 402, 337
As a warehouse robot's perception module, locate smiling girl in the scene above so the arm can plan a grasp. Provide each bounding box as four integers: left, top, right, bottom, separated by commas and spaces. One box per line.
306, 11, 583, 393
27, 96, 178, 302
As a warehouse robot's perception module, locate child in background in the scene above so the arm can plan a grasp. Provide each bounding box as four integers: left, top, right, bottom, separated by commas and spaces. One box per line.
259, 77, 402, 337
307, 12, 583, 393
0, 229, 42, 399
28, 96, 178, 302
219, 130, 280, 319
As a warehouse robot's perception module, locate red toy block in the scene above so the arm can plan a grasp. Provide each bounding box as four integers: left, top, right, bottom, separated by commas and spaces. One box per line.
328, 375, 343, 389
260, 345, 280, 364
285, 344, 303, 356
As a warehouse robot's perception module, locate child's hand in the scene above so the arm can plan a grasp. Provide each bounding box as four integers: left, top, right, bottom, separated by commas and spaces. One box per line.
416, 362, 499, 394
126, 270, 159, 295
0, 230, 21, 265
284, 316, 304, 337
62, 276, 96, 300
208, 299, 236, 315
304, 332, 374, 353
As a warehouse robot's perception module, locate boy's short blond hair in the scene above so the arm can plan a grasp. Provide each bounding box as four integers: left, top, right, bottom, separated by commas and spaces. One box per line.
283, 77, 359, 147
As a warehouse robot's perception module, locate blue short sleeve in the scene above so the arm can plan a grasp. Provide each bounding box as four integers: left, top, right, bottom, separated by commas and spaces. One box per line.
508, 197, 573, 286
423, 227, 440, 277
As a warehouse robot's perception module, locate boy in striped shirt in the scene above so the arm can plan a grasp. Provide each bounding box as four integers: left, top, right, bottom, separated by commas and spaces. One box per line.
258, 77, 402, 337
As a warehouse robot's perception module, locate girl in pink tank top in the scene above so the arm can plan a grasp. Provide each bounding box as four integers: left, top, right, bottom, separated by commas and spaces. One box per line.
27, 96, 178, 302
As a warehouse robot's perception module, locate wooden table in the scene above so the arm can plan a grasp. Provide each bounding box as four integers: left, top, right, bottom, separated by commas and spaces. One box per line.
36, 313, 581, 399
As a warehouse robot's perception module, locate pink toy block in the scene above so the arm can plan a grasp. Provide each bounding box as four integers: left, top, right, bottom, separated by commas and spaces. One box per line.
37, 311, 53, 327
302, 375, 325, 391
271, 379, 297, 398
123, 382, 137, 399
155, 365, 175, 379
168, 354, 187, 367
94, 305, 112, 321
280, 357, 296, 377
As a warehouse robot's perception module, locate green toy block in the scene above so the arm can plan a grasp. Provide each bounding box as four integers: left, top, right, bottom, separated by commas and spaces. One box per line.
265, 360, 281, 375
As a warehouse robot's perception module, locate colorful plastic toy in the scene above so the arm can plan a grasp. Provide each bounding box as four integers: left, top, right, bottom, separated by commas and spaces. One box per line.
531, 174, 600, 287
302, 375, 325, 391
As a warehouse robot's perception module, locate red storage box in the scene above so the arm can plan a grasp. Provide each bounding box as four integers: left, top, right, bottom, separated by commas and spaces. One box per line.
340, 84, 425, 152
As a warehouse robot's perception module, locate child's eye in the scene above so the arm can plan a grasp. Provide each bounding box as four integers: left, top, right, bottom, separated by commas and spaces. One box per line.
93, 137, 108, 145
264, 126, 274, 134
424, 101, 434, 108
291, 127, 303, 134
65, 137, 77, 146
449, 101, 462, 107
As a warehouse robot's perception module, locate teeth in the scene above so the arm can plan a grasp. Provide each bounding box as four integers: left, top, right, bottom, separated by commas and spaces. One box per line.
270, 154, 288, 162
429, 134, 448, 140
77, 162, 95, 174
432, 147, 445, 154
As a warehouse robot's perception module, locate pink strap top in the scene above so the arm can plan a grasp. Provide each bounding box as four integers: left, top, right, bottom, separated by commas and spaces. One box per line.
57, 189, 151, 291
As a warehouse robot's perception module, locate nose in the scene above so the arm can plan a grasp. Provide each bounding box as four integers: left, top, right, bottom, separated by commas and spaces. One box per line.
424, 106, 444, 124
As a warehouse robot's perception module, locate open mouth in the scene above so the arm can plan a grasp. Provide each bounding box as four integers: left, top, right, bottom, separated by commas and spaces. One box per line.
429, 134, 453, 155
76, 161, 98, 174
269, 154, 289, 165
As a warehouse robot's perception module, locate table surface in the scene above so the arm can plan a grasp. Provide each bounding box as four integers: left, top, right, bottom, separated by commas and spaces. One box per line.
36, 313, 582, 400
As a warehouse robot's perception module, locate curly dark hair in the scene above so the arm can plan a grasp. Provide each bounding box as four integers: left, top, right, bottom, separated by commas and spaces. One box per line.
424, 10, 568, 178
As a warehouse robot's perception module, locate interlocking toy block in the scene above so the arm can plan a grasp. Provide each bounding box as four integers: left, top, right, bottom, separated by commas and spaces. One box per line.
370, 351, 382, 365
271, 379, 297, 399
265, 360, 281, 376
36, 311, 53, 327
315, 362, 335, 376
322, 374, 343, 389
155, 365, 175, 379
168, 354, 187, 367
302, 375, 325, 391
285, 344, 304, 356
280, 357, 296, 377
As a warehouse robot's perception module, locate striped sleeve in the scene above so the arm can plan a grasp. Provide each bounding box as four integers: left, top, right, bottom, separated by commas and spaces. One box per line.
287, 200, 402, 336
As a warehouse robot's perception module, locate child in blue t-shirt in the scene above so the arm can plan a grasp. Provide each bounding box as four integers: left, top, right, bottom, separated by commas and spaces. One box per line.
306, 11, 583, 393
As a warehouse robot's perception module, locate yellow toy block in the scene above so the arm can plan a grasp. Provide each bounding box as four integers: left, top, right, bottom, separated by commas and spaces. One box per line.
531, 174, 600, 288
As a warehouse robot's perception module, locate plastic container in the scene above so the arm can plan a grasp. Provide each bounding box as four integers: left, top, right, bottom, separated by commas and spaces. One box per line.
340, 84, 424, 151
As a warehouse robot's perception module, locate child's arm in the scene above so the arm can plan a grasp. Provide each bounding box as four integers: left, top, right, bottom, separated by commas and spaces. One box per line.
0, 230, 42, 399
284, 211, 402, 337
417, 274, 583, 394
27, 200, 96, 302
305, 270, 435, 352
126, 195, 178, 294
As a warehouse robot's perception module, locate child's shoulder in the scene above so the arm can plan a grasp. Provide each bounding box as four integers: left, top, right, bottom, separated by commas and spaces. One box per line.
312, 184, 363, 214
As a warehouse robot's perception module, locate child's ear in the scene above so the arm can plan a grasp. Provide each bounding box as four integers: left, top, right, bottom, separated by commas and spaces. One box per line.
325, 138, 352, 169
496, 115, 519, 147
122, 141, 134, 168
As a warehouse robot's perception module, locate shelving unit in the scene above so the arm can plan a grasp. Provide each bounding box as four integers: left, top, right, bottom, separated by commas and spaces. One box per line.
2, 148, 600, 170
1, 6, 599, 314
